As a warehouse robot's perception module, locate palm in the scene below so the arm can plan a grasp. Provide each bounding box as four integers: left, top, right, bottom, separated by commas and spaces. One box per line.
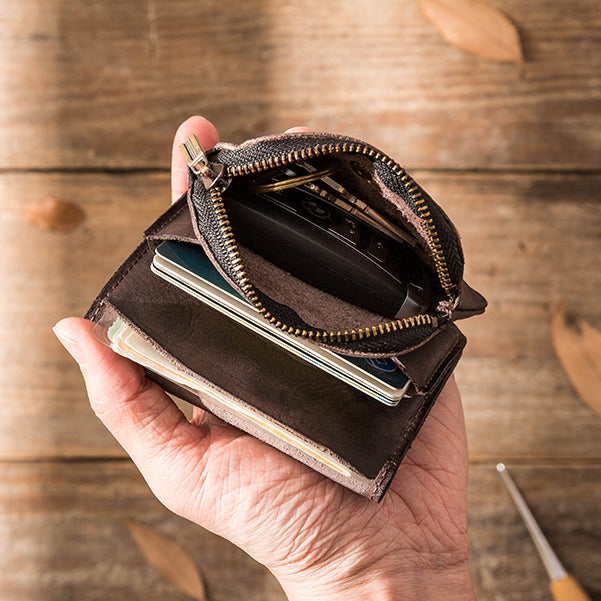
148, 377, 468, 581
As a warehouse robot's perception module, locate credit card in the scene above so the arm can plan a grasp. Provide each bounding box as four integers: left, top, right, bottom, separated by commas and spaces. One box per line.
151, 241, 411, 405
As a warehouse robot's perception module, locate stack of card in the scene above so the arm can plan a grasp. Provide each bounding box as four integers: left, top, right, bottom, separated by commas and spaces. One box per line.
139, 240, 412, 406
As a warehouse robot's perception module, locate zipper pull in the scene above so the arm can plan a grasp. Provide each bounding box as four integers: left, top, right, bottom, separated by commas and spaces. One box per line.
180, 135, 228, 190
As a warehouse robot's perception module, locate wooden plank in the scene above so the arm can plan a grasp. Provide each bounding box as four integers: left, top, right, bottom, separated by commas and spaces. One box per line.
0, 460, 286, 601
1, 0, 600, 170
468, 463, 601, 601
0, 173, 171, 460
417, 172, 601, 460
0, 460, 599, 601
1, 171, 600, 461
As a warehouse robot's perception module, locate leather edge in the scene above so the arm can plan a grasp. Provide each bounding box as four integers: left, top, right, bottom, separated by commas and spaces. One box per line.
370, 332, 466, 502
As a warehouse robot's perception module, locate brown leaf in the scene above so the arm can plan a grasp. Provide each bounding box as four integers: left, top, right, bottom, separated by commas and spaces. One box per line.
124, 520, 207, 601
551, 303, 601, 418
22, 197, 85, 232
415, 0, 523, 63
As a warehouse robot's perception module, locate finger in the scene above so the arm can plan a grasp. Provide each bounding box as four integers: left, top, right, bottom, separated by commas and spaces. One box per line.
190, 403, 224, 428
190, 405, 209, 426
171, 116, 220, 204
52, 317, 209, 475
284, 126, 313, 133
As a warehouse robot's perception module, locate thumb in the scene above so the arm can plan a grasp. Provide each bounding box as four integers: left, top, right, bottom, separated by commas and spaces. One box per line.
52, 317, 211, 504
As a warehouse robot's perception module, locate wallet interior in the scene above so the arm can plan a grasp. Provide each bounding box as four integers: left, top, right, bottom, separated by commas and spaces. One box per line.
237, 244, 391, 332
184, 153, 454, 356
226, 154, 441, 328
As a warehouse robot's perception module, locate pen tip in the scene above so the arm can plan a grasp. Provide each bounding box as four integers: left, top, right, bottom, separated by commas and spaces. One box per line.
496, 462, 506, 472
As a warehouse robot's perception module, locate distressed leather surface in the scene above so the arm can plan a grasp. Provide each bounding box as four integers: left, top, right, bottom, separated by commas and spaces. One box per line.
87, 197, 467, 501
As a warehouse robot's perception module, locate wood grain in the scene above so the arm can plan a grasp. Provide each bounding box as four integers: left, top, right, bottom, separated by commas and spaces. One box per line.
0, 172, 170, 460
1, 0, 600, 170
0, 460, 598, 601
1, 171, 600, 461
0, 461, 285, 601
468, 464, 601, 601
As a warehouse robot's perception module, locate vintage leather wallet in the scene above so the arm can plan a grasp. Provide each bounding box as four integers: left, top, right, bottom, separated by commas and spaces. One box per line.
86, 131, 486, 502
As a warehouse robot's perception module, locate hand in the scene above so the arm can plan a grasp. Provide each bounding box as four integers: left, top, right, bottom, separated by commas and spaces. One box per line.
54, 116, 475, 601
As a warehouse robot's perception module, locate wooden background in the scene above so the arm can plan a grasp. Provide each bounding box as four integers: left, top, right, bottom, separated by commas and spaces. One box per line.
1, 1, 600, 599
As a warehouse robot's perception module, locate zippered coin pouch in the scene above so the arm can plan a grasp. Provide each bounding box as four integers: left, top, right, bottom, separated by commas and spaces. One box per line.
87, 131, 486, 502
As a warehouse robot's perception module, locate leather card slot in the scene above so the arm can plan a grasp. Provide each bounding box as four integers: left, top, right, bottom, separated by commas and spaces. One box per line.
91, 244, 436, 486
91, 299, 374, 498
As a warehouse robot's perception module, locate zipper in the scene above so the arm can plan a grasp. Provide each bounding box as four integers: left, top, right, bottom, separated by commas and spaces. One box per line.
181, 135, 451, 344
180, 135, 227, 189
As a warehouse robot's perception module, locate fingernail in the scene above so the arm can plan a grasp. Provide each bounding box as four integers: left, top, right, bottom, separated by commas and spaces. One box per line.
284, 126, 312, 134
53, 319, 87, 366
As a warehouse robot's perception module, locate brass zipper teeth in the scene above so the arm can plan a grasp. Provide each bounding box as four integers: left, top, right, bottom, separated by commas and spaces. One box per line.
206, 141, 455, 343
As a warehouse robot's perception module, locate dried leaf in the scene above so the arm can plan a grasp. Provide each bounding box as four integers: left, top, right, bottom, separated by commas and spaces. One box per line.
124, 520, 207, 600
415, 0, 523, 63
551, 303, 601, 418
23, 197, 85, 232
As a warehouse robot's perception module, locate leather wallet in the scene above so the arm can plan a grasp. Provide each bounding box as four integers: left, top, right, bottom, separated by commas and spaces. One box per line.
86, 131, 486, 502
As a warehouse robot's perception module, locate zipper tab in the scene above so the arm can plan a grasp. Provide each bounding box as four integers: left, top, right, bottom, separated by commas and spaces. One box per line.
180, 135, 228, 190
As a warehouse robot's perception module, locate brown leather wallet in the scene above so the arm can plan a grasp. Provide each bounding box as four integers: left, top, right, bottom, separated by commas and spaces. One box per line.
86, 131, 486, 501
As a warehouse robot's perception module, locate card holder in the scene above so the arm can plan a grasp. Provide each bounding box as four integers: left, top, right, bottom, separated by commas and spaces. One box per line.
86, 131, 486, 501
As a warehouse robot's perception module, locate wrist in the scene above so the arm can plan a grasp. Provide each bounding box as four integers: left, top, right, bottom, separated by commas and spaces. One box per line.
273, 559, 475, 601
